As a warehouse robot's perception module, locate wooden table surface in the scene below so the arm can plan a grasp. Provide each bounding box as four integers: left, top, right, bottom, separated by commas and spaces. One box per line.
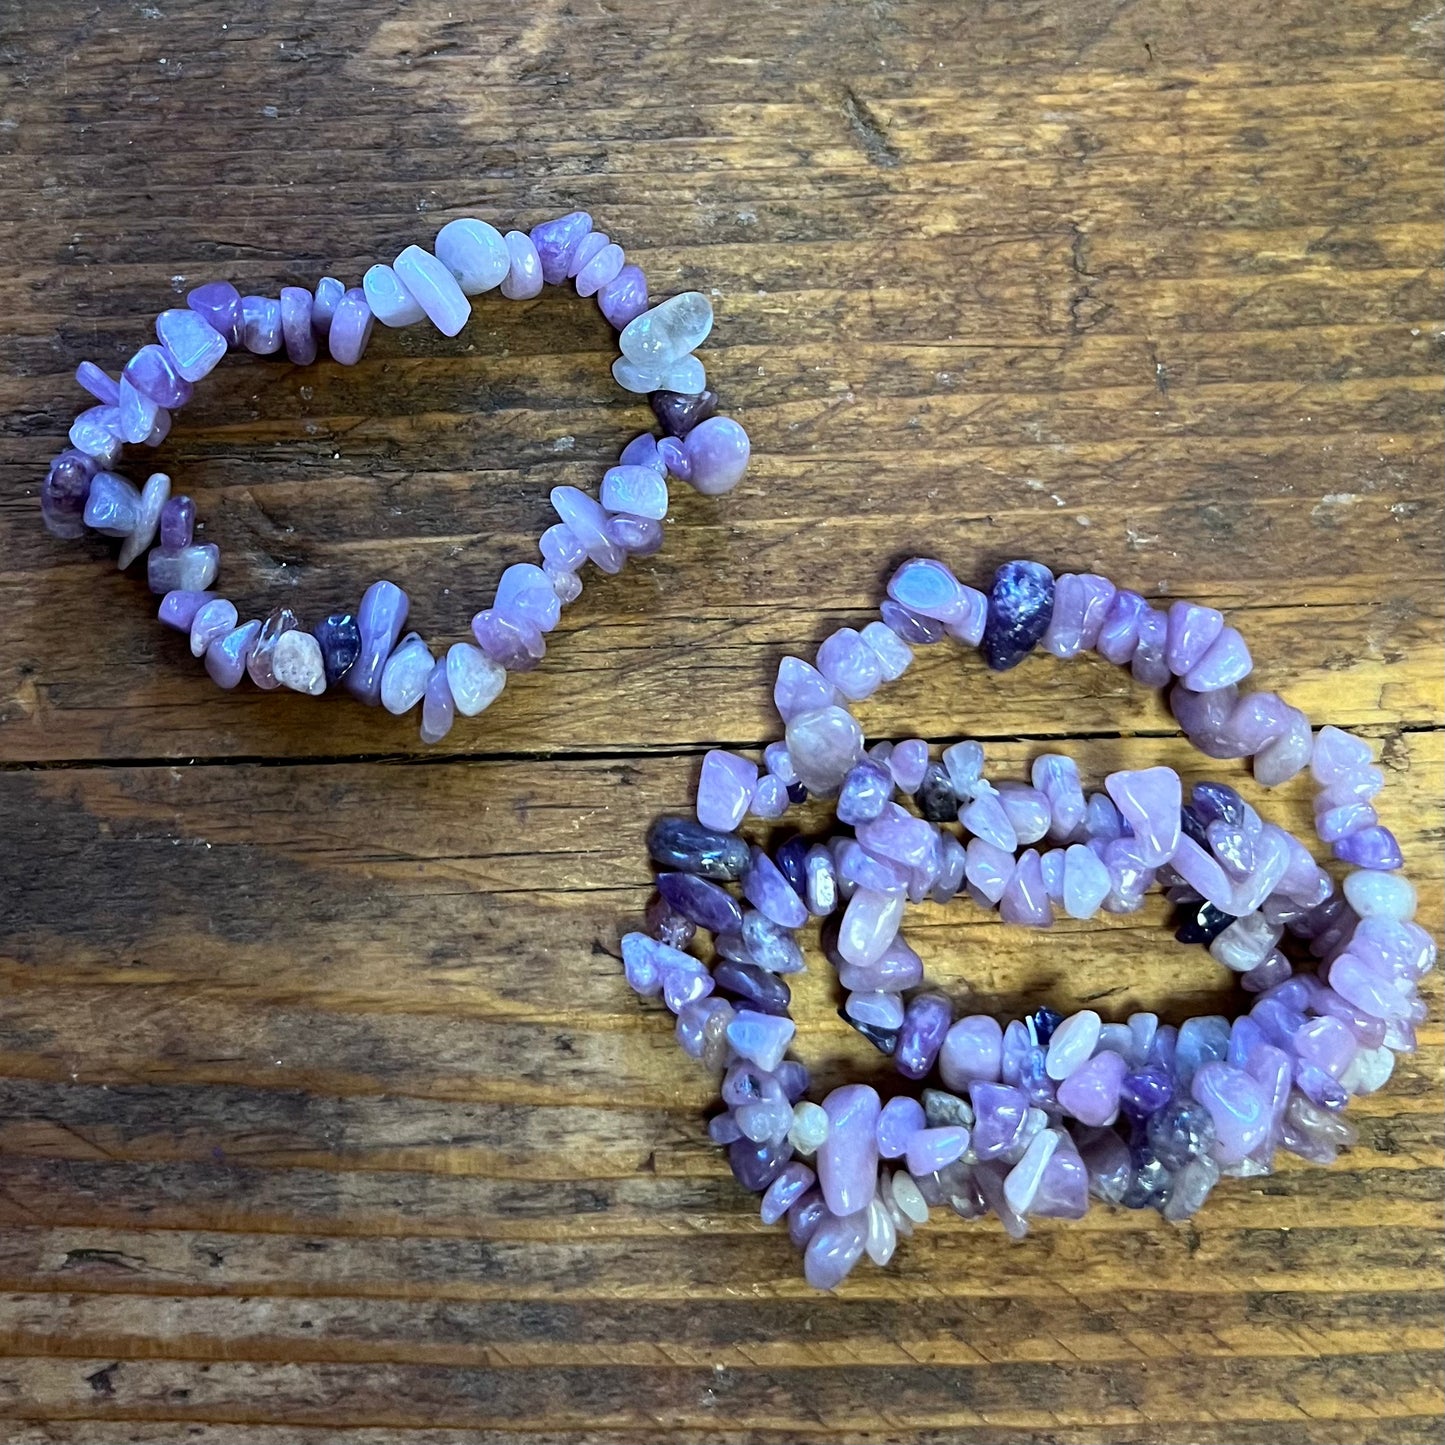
1, 1, 1441, 1441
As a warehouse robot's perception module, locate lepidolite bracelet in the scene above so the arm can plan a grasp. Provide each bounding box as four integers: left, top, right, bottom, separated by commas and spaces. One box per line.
38, 212, 749, 743
621, 558, 1433, 1290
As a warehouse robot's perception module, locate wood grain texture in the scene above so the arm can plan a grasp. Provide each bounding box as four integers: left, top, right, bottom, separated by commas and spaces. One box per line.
0, 0, 1441, 1441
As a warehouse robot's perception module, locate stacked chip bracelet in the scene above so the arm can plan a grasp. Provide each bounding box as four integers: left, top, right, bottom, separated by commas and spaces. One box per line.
38, 211, 750, 743
620, 557, 1434, 1290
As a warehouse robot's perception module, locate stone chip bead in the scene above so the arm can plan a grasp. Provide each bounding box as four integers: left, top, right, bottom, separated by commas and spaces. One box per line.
394, 244, 471, 336
272, 629, 327, 696
436, 217, 513, 293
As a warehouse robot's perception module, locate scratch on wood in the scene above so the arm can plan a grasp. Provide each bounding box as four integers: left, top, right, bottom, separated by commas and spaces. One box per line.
840, 88, 900, 168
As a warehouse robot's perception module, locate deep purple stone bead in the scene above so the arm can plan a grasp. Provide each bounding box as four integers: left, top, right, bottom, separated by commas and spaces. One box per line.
728, 1136, 793, 1193
123, 344, 195, 409
346, 580, 409, 705
529, 211, 593, 285
981, 560, 1055, 670
1333, 825, 1403, 870
647, 816, 751, 881
649, 388, 718, 438
1120, 1066, 1174, 1119
40, 450, 98, 539
186, 280, 243, 346
312, 611, 362, 686
656, 872, 745, 936
158, 494, 195, 551
713, 958, 791, 1016
895, 991, 953, 1080
157, 588, 217, 632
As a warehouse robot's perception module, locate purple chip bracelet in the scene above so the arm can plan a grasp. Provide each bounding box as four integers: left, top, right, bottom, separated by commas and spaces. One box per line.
39, 212, 750, 743
622, 556, 1433, 1290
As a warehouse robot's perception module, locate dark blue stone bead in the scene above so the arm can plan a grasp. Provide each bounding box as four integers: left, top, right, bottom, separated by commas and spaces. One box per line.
728, 1136, 792, 1192
1120, 1066, 1174, 1121
1174, 899, 1237, 946
839, 1008, 897, 1055
1146, 1097, 1217, 1170
981, 560, 1055, 670
914, 763, 959, 823
646, 816, 751, 881
1191, 780, 1247, 828
836, 760, 893, 826
1030, 1006, 1064, 1046
786, 781, 808, 805
312, 611, 361, 687
1180, 804, 1210, 849
714, 958, 791, 1016
774, 835, 812, 897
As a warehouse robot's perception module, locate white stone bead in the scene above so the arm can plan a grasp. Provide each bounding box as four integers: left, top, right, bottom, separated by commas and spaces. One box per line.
272, 629, 327, 696
618, 291, 713, 367
1045, 1010, 1101, 1080
434, 217, 511, 294
890, 1169, 929, 1225
1344, 869, 1416, 920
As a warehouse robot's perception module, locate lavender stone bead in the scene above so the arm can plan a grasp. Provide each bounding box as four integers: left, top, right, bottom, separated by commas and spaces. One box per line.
997, 783, 1050, 845
836, 887, 905, 969
395, 244, 471, 336
1056, 1049, 1127, 1126
1165, 601, 1225, 675
697, 750, 758, 832
803, 1209, 868, 1291
888, 739, 930, 794
749, 777, 789, 823
817, 628, 884, 700
786, 706, 863, 794
861, 620, 913, 681
600, 465, 669, 521
364, 263, 426, 327
1096, 588, 1148, 665
75, 360, 120, 405
68, 405, 122, 465
186, 281, 243, 346
328, 289, 375, 365
159, 494, 195, 551
148, 543, 219, 596
999, 849, 1053, 927
123, 344, 194, 409
204, 619, 261, 689
657, 872, 745, 936
310, 277, 345, 335
1191, 1062, 1271, 1163
598, 264, 650, 329
1334, 825, 1403, 871
876, 1095, 926, 1158
939, 1015, 1004, 1089
414, 661, 455, 743
82, 471, 140, 537
1254, 705, 1313, 786
1184, 627, 1253, 692
575, 241, 624, 297
117, 379, 160, 444
240, 296, 283, 355
896, 992, 953, 1080
1131, 606, 1172, 688
378, 632, 434, 715
817, 1084, 881, 1217
728, 1010, 795, 1072
346, 581, 409, 705
312, 612, 361, 686
157, 307, 228, 382
495, 561, 562, 633
280, 286, 318, 365
906, 1126, 970, 1177
529, 211, 593, 282
435, 218, 511, 294
982, 560, 1055, 671
158, 589, 217, 631
681, 416, 750, 496
1105, 766, 1182, 867
551, 486, 625, 574
774, 656, 839, 722
1032, 1131, 1090, 1219
472, 608, 545, 672
969, 1082, 1028, 1160
880, 599, 945, 644
189, 598, 238, 658
500, 230, 544, 300
1045, 1010, 1102, 1080
743, 846, 807, 929
760, 1162, 816, 1225
1311, 725, 1374, 784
